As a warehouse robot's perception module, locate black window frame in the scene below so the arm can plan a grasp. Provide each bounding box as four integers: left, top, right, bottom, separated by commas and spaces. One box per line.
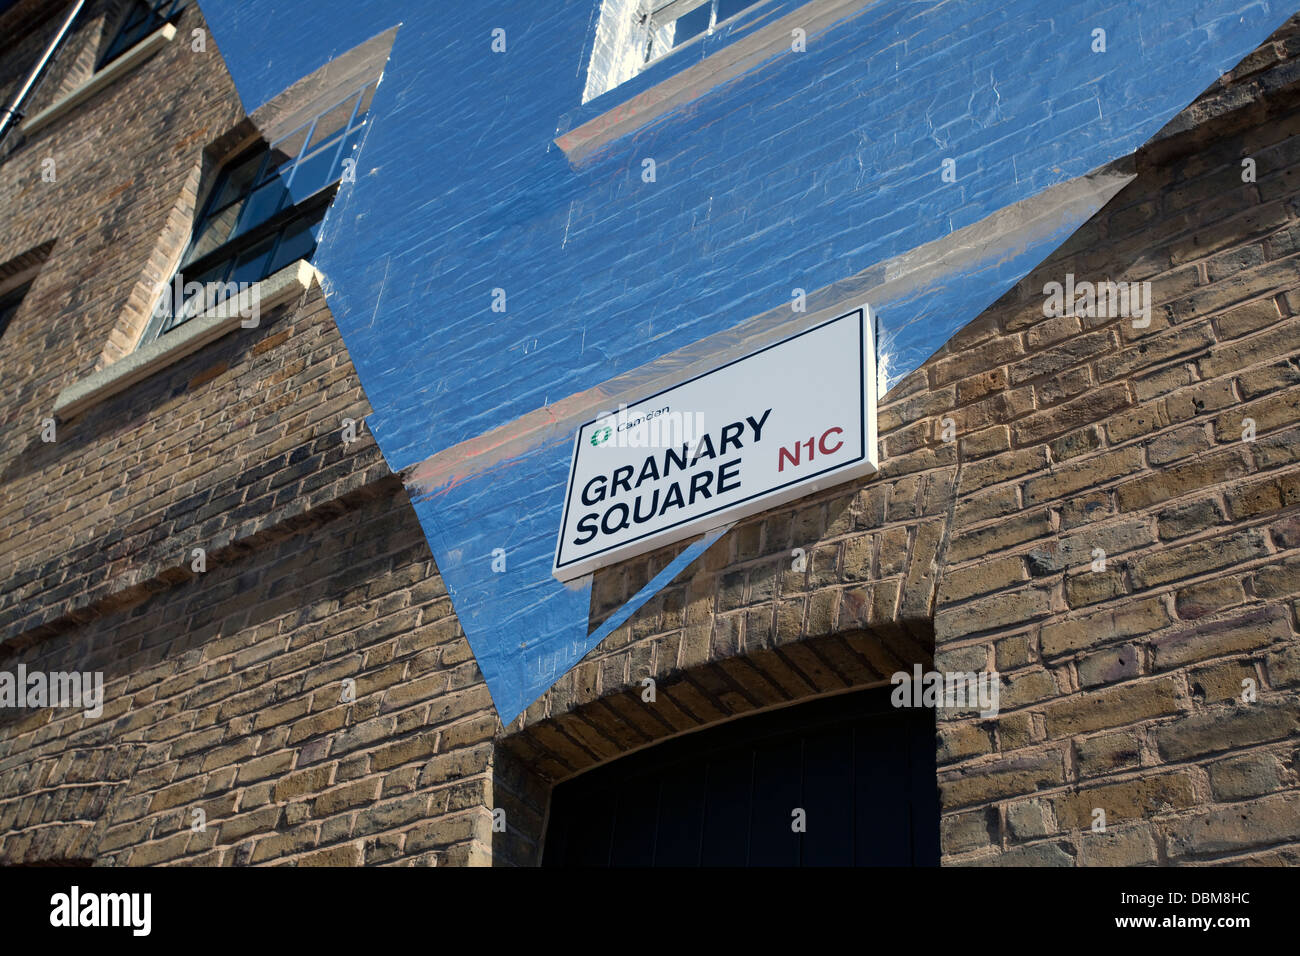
97, 0, 188, 71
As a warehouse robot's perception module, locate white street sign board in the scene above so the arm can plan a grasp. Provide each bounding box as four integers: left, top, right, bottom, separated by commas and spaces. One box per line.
553, 306, 878, 582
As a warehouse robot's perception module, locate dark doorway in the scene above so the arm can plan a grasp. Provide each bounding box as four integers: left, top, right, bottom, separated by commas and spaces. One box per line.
542, 684, 939, 866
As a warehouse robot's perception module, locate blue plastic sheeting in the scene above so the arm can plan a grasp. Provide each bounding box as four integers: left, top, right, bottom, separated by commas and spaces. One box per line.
196, 0, 1289, 721
410, 439, 733, 719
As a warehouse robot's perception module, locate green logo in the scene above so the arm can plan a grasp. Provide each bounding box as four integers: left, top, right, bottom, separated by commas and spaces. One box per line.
590, 426, 612, 446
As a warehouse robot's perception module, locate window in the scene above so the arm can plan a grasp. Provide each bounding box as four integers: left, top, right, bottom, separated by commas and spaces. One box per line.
98, 0, 187, 70
144, 80, 376, 341
584, 0, 766, 102
0, 281, 31, 341
640, 0, 763, 62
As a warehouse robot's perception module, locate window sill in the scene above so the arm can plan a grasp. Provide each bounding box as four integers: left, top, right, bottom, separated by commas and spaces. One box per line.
556, 0, 873, 165
53, 259, 317, 420
21, 23, 178, 137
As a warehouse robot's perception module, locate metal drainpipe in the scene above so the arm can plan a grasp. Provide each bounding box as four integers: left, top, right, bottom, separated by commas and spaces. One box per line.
0, 0, 87, 148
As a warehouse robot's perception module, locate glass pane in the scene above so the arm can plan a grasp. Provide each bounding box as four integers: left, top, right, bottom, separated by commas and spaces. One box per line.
672, 5, 711, 46
285, 136, 343, 203
226, 236, 277, 288
105, 23, 146, 60
98, 0, 166, 68
134, 7, 166, 34
211, 150, 264, 210
187, 201, 241, 263
166, 261, 228, 332
309, 95, 357, 149
233, 176, 289, 237
99, 36, 130, 66
120, 6, 148, 30
269, 212, 325, 273
716, 0, 759, 23
265, 125, 309, 177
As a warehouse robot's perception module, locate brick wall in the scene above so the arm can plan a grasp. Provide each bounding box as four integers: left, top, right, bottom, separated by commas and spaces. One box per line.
1, 2, 1298, 866
0, 0, 384, 644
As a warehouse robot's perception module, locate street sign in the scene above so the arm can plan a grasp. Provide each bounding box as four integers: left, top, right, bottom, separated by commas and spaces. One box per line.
553, 306, 878, 581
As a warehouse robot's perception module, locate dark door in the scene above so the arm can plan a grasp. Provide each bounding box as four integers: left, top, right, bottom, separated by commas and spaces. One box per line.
542, 684, 939, 866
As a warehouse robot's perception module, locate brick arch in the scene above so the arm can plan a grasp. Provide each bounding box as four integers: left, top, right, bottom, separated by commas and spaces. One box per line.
514, 452, 954, 730
492, 493, 946, 865
493, 639, 937, 865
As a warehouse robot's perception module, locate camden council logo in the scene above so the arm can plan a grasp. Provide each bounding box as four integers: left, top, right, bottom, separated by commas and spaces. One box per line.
590, 426, 612, 447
